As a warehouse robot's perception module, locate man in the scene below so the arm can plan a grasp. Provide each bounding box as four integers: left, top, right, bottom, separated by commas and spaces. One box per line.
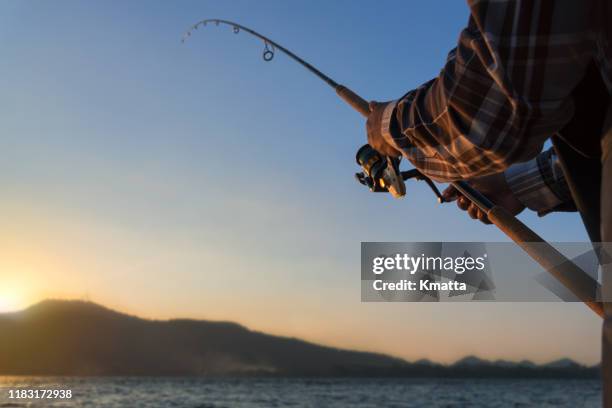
365, 0, 612, 403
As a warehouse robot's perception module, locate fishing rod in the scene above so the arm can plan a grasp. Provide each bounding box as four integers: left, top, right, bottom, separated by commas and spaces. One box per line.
182, 19, 603, 317
182, 19, 370, 116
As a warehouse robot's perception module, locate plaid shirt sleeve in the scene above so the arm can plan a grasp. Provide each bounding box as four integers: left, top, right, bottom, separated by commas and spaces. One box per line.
504, 147, 574, 216
382, 0, 598, 182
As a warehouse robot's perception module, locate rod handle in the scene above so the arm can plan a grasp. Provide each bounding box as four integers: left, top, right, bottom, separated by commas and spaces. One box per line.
336, 85, 371, 117
487, 206, 604, 318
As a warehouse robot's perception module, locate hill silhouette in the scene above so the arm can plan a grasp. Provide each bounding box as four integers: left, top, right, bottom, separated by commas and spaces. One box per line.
0, 300, 599, 378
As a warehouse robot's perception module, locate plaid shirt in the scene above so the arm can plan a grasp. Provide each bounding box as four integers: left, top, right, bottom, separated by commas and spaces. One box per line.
381, 0, 612, 182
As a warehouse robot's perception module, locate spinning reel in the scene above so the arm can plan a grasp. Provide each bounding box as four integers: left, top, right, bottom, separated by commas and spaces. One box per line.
355, 144, 445, 202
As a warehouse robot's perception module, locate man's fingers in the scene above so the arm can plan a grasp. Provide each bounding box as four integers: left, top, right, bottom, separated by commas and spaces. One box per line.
442, 186, 458, 201
457, 196, 470, 210
467, 204, 479, 219
448, 186, 492, 225
450, 191, 493, 225
477, 209, 491, 224
476, 209, 486, 222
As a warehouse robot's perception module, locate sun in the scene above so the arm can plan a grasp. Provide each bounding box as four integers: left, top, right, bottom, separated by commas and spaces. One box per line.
0, 293, 24, 313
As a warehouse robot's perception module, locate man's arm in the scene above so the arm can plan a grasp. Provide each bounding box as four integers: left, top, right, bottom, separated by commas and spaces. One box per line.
370, 0, 595, 182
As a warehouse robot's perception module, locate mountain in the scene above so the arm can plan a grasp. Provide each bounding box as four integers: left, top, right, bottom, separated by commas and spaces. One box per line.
452, 356, 537, 369
0, 300, 408, 376
453, 356, 490, 367
543, 358, 582, 369
446, 355, 592, 378
0, 300, 600, 378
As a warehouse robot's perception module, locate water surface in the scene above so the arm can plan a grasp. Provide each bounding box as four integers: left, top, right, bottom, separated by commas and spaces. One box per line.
0, 377, 602, 407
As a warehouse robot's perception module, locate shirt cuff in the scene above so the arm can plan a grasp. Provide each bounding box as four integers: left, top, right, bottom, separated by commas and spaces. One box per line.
379, 100, 399, 149
504, 154, 564, 214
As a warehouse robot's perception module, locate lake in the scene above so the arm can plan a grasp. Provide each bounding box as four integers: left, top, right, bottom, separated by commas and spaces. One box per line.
0, 377, 602, 407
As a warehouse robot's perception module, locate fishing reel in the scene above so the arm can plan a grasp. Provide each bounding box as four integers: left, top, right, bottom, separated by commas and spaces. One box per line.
355, 144, 445, 202
355, 144, 405, 198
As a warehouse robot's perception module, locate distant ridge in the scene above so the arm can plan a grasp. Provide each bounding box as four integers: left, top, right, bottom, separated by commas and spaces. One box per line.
0, 300, 599, 378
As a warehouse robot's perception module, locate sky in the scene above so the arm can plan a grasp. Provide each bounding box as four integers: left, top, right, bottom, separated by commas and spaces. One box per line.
0, 0, 601, 365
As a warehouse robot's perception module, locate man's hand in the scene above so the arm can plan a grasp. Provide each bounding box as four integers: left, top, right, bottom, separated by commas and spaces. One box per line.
366, 101, 402, 157
441, 173, 525, 224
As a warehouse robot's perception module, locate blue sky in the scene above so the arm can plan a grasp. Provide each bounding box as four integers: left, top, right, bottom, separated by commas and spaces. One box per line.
0, 0, 599, 364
